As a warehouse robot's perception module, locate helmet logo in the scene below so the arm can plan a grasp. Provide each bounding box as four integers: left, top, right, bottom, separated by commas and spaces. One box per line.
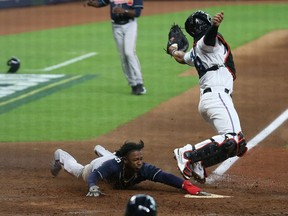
138, 205, 151, 213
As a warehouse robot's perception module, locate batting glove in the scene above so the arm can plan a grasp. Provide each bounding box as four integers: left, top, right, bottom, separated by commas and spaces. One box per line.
86, 185, 103, 197
182, 180, 201, 195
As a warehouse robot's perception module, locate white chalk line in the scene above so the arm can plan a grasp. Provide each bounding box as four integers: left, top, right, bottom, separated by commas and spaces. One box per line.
42, 52, 97, 72
207, 108, 288, 184
24, 52, 97, 72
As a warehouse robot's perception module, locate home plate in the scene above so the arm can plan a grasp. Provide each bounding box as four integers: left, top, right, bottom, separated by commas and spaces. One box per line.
185, 192, 232, 199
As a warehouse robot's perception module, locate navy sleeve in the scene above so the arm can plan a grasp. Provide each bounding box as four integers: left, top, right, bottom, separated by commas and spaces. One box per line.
134, 7, 142, 17
138, 163, 161, 180
126, 0, 143, 17
87, 170, 103, 188
152, 171, 184, 189
134, 0, 143, 17
134, 0, 143, 8
140, 163, 184, 189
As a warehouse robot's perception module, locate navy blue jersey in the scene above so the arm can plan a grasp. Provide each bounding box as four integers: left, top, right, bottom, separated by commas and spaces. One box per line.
87, 157, 184, 190
97, 0, 143, 22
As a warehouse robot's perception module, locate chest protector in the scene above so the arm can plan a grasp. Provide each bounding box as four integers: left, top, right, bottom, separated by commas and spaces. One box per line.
192, 34, 236, 80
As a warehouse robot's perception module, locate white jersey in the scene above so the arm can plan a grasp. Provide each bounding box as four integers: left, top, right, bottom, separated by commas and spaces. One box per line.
184, 35, 235, 94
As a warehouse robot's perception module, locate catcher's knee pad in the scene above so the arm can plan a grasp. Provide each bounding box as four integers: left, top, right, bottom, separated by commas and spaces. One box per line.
184, 133, 247, 168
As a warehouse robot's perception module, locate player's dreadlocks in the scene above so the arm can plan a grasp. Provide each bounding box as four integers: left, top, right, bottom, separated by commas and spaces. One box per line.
115, 140, 144, 157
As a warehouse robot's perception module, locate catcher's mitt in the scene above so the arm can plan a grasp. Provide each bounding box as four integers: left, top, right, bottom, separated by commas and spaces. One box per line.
166, 24, 189, 56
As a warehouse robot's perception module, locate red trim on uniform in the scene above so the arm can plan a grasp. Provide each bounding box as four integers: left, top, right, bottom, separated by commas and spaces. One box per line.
217, 35, 236, 81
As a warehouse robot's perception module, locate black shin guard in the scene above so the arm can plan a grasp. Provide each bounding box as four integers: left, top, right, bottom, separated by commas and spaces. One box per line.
184, 133, 247, 168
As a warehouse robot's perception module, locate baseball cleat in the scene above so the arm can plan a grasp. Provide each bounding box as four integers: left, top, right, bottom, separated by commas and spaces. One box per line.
191, 161, 206, 184
173, 146, 193, 180
50, 160, 62, 177
136, 84, 146, 95
174, 145, 206, 183
131, 85, 138, 95
131, 84, 146, 95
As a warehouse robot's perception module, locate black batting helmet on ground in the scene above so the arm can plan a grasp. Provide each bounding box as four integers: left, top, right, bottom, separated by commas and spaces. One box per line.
7, 57, 20, 73
125, 194, 157, 216
185, 10, 212, 40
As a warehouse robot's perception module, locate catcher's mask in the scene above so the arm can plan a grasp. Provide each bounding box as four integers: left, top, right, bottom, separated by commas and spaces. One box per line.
125, 194, 157, 216
185, 10, 212, 40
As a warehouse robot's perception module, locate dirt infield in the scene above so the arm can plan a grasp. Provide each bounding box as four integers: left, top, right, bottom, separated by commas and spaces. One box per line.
0, 1, 287, 215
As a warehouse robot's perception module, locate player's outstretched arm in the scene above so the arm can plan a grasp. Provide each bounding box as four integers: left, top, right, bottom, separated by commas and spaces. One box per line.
168, 47, 186, 64
204, 11, 224, 46
151, 169, 201, 195
212, 11, 224, 27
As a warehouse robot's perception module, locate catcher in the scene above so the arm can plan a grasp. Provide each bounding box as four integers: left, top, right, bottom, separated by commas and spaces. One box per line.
166, 11, 247, 183
50, 140, 202, 197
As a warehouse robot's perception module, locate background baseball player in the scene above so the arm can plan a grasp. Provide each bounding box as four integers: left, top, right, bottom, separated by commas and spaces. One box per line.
50, 140, 202, 196
84, 0, 146, 95
167, 11, 247, 183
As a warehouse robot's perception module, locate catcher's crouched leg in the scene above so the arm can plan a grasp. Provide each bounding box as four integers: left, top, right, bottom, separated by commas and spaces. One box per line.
184, 132, 248, 168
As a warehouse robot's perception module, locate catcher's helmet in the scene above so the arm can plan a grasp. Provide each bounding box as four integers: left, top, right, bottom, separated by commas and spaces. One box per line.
185, 10, 212, 40
125, 194, 157, 216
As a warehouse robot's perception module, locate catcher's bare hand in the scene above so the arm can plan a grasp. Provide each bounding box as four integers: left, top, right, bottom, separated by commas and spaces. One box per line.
86, 185, 104, 197
213, 11, 224, 26
168, 43, 178, 55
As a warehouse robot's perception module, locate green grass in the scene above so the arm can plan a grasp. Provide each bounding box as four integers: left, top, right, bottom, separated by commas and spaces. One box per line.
0, 3, 287, 142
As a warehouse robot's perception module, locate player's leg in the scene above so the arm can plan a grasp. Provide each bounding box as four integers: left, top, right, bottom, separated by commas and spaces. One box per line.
112, 24, 137, 90
94, 145, 115, 157
174, 94, 247, 182
198, 92, 247, 155
50, 149, 84, 178
123, 20, 146, 95
191, 133, 247, 165
200, 93, 242, 137
175, 132, 247, 181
